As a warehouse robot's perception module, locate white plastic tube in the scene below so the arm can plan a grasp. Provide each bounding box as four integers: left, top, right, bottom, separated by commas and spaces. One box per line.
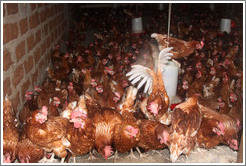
162, 60, 180, 102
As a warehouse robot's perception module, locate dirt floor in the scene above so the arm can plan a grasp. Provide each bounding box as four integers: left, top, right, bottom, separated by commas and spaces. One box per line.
38, 145, 238, 164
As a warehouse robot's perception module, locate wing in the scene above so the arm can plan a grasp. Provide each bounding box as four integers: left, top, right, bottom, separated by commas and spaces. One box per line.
158, 47, 173, 72
126, 65, 153, 94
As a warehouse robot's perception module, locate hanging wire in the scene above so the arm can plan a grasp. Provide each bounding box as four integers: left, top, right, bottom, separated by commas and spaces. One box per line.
167, 3, 172, 47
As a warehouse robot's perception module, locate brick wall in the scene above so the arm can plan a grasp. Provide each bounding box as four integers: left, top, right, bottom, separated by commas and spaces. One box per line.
3, 3, 69, 114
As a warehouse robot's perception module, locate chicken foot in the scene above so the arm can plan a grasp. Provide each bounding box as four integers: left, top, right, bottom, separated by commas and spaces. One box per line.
73, 157, 76, 163
86, 150, 97, 161
151, 150, 163, 156
112, 150, 119, 162
125, 149, 138, 160
136, 147, 148, 158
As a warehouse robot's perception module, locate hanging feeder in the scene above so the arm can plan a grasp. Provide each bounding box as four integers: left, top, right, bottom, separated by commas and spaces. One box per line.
220, 18, 231, 34
132, 17, 143, 34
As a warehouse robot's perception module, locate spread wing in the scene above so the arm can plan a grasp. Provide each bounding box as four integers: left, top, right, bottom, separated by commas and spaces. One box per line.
126, 65, 153, 94
158, 47, 173, 72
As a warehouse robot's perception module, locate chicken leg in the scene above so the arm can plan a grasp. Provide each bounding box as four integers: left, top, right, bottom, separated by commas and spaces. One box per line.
112, 150, 119, 162
136, 147, 148, 158
60, 157, 65, 163
86, 150, 97, 161
125, 149, 138, 160
151, 150, 163, 156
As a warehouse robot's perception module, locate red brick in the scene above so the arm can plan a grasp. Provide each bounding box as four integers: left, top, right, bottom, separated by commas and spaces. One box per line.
32, 69, 39, 87
19, 18, 28, 35
27, 34, 34, 52
48, 6, 53, 17
54, 16, 57, 25
35, 29, 41, 44
48, 20, 53, 31
3, 48, 14, 71
50, 31, 55, 42
39, 10, 46, 23
44, 7, 49, 17
29, 12, 40, 29
3, 23, 18, 44
59, 13, 64, 22
30, 3, 36, 11
54, 28, 58, 39
39, 57, 45, 70
44, 23, 48, 36
41, 42, 46, 54
15, 41, 26, 61
34, 47, 41, 63
6, 3, 18, 15
21, 78, 31, 101
3, 77, 12, 97
12, 63, 24, 87
12, 91, 20, 113
24, 56, 34, 75
59, 4, 64, 11
46, 36, 51, 49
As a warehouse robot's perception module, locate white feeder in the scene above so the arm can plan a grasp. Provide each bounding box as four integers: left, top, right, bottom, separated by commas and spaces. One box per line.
220, 18, 231, 34
132, 17, 143, 33
162, 60, 180, 104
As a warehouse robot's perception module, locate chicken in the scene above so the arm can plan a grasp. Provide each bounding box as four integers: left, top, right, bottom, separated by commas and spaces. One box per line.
48, 97, 60, 116
151, 33, 202, 59
167, 96, 202, 162
67, 82, 80, 103
218, 72, 233, 103
37, 80, 68, 110
46, 53, 70, 81
3, 97, 19, 163
66, 95, 96, 163
113, 120, 140, 160
82, 68, 93, 91
202, 77, 220, 98
84, 92, 103, 118
196, 117, 224, 149
25, 106, 70, 163
93, 108, 123, 159
113, 86, 140, 160
228, 90, 243, 124
197, 103, 240, 151
177, 21, 193, 38
137, 119, 168, 155
50, 44, 61, 69
117, 86, 138, 121
17, 126, 44, 163
19, 91, 39, 125
126, 45, 172, 124
186, 70, 206, 98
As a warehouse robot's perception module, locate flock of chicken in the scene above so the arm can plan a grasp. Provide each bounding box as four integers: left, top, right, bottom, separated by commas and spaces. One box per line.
3, 5, 243, 163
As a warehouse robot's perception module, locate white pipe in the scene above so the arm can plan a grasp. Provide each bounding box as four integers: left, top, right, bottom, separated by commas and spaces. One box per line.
167, 3, 172, 46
